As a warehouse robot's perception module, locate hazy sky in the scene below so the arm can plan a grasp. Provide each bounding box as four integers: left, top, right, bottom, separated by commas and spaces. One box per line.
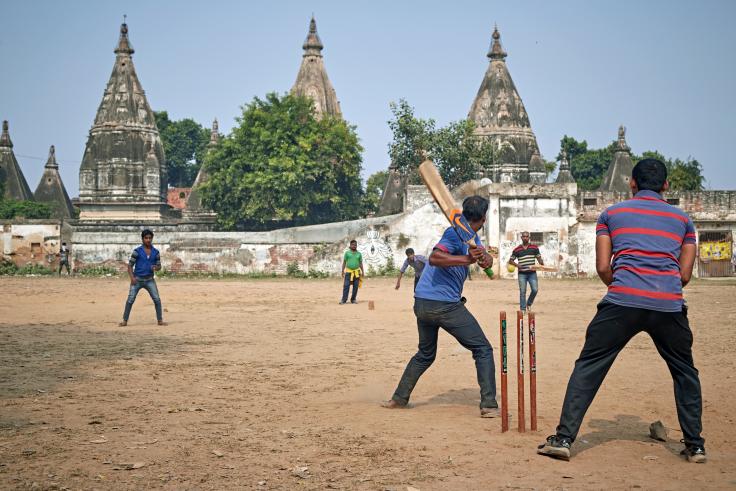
2, 0, 734, 196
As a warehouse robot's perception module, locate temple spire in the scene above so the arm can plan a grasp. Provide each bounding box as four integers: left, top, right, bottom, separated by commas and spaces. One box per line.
487, 25, 507, 60
555, 149, 576, 184
114, 20, 134, 56
45, 145, 58, 169
209, 118, 219, 147
34, 145, 74, 218
302, 15, 324, 57
599, 125, 634, 192
0, 120, 12, 148
291, 16, 341, 118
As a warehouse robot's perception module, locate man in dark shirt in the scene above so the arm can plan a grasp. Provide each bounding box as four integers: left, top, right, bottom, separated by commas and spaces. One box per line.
57, 242, 71, 276
395, 248, 428, 292
120, 229, 166, 327
508, 232, 544, 312
383, 196, 498, 418
537, 159, 705, 463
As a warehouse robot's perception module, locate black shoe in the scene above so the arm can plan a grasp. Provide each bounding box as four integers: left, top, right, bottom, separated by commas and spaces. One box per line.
680, 444, 706, 463
537, 435, 572, 461
350, 300, 357, 304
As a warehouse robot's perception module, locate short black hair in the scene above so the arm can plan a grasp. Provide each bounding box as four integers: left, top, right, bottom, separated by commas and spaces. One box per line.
62, 242, 66, 245
632, 158, 667, 192
405, 248, 415, 256
349, 239, 357, 244
462, 195, 489, 222
141, 229, 154, 239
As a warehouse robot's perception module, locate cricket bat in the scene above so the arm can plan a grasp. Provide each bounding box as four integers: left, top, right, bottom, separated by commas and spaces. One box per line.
531, 265, 558, 272
418, 160, 494, 279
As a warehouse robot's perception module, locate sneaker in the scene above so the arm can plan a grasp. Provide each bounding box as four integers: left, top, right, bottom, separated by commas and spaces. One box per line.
527, 305, 533, 313
350, 300, 357, 304
480, 407, 500, 418
339, 301, 346, 305
680, 444, 706, 463
537, 435, 572, 461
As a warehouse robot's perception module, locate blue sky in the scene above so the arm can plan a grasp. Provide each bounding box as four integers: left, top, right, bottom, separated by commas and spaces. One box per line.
1, 0, 734, 196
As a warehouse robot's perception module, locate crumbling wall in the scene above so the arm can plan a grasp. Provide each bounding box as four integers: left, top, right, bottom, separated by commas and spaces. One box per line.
1, 221, 62, 268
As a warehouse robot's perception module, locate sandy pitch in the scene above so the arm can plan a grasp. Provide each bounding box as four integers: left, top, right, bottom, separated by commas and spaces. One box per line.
1, 276, 734, 490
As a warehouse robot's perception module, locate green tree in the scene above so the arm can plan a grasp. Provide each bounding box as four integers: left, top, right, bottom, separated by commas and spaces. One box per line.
640, 151, 705, 191
154, 111, 210, 187
201, 93, 364, 230
0, 199, 52, 219
387, 99, 494, 187
363, 170, 389, 215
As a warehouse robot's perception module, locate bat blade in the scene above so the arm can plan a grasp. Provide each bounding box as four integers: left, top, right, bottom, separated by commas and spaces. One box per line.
418, 160, 477, 244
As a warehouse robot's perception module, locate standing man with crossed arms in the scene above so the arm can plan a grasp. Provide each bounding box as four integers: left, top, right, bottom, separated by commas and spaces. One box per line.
536, 159, 705, 463
508, 232, 544, 312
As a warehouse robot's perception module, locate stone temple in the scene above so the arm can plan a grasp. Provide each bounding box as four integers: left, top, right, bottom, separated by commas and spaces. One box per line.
0, 121, 34, 201
77, 22, 168, 221
468, 26, 542, 184
290, 16, 341, 118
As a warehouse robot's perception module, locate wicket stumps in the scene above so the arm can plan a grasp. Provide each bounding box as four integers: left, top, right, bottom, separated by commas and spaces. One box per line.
499, 311, 509, 432
499, 310, 538, 433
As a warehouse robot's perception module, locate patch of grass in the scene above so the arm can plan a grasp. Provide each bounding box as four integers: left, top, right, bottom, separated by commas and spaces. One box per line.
76, 265, 121, 277
0, 261, 54, 276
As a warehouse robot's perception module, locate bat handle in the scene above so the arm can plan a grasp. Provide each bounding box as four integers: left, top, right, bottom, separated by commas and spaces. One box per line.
483, 267, 494, 279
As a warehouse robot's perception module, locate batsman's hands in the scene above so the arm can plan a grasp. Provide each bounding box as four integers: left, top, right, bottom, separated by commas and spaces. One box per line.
470, 247, 493, 269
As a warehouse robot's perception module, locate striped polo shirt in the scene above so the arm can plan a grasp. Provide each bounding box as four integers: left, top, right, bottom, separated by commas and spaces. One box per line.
511, 244, 540, 272
596, 190, 696, 312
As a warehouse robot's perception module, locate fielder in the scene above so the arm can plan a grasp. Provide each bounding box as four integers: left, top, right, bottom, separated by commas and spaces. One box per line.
383, 196, 499, 417
395, 248, 428, 292
120, 229, 166, 326
537, 159, 705, 463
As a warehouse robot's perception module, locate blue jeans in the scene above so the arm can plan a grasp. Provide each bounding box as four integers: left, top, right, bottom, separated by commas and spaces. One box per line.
392, 298, 497, 408
123, 278, 162, 321
518, 271, 538, 310
341, 273, 359, 303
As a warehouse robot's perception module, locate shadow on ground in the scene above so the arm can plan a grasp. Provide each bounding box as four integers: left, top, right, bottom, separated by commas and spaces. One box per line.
575, 415, 683, 457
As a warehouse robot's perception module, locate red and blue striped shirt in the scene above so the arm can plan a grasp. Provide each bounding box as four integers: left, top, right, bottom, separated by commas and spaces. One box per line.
596, 190, 696, 312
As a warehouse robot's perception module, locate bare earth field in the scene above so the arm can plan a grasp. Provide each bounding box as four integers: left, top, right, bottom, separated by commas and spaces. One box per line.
0, 276, 734, 490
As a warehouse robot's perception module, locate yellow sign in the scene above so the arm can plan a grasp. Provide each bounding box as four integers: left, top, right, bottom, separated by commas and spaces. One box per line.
699, 241, 732, 261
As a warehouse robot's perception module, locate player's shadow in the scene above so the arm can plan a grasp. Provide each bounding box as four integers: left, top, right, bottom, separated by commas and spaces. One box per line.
573, 415, 681, 458
413, 388, 479, 407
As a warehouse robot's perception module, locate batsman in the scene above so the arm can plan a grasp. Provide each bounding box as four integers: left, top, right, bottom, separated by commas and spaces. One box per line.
383, 195, 499, 417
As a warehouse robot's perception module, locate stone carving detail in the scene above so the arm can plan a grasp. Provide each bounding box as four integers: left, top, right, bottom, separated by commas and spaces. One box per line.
357, 230, 393, 268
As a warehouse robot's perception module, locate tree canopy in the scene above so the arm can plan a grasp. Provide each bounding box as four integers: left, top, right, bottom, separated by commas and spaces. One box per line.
387, 99, 494, 188
154, 111, 211, 188
200, 93, 364, 230
0, 199, 52, 219
557, 135, 705, 191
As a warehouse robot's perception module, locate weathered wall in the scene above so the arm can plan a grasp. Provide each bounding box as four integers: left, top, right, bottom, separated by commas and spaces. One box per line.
1, 220, 67, 268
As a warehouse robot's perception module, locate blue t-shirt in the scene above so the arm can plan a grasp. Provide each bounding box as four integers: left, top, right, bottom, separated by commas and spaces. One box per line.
597, 190, 696, 312
129, 245, 161, 279
415, 227, 479, 302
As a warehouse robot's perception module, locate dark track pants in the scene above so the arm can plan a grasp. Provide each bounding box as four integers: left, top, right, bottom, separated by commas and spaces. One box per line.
392, 298, 497, 408
556, 301, 704, 447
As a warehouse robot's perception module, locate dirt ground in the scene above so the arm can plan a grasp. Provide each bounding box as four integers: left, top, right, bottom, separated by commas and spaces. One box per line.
0, 276, 734, 490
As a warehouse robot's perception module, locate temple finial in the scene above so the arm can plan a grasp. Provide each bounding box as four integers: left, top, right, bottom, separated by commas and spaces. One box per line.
115, 19, 134, 55
617, 125, 630, 152
488, 24, 507, 60
45, 145, 58, 168
209, 118, 219, 146
0, 120, 12, 148
302, 16, 324, 56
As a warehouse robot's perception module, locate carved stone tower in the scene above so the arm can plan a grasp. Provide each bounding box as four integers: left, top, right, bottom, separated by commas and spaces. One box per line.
78, 22, 168, 220
599, 125, 634, 192
291, 16, 342, 118
468, 26, 541, 183
33, 145, 74, 218
183, 118, 218, 222
0, 121, 34, 201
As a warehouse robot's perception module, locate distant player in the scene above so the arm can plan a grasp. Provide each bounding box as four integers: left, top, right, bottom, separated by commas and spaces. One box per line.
383, 196, 498, 417
57, 242, 71, 276
340, 239, 364, 304
120, 229, 166, 326
508, 232, 543, 312
536, 159, 705, 463
395, 248, 427, 292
